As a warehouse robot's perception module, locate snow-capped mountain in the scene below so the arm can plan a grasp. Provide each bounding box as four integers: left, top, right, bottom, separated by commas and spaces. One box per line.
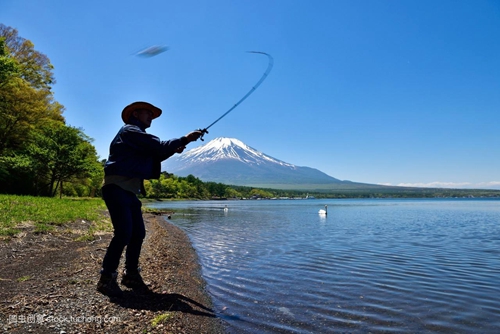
162, 137, 344, 187
171, 137, 295, 168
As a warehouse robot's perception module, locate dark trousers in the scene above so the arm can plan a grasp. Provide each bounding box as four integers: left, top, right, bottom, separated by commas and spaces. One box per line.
101, 184, 145, 275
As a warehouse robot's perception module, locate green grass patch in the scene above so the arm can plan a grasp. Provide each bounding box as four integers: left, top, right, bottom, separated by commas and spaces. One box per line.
34, 221, 55, 233
0, 227, 20, 237
0, 194, 107, 236
17, 275, 31, 282
74, 213, 114, 241
151, 313, 173, 327
74, 232, 96, 242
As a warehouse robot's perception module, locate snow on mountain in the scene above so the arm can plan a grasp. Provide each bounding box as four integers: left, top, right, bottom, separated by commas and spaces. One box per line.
173, 137, 295, 168
162, 137, 342, 186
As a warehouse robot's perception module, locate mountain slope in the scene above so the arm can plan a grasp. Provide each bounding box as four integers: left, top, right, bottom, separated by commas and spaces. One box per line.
162, 137, 346, 187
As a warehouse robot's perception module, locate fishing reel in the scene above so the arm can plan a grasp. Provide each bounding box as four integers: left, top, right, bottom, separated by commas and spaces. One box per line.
198, 128, 209, 141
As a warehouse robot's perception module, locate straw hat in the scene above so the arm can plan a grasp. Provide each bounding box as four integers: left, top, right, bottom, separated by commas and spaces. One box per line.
121, 101, 162, 124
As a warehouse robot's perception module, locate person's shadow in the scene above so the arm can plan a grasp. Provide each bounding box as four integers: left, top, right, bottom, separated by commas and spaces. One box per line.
110, 291, 217, 318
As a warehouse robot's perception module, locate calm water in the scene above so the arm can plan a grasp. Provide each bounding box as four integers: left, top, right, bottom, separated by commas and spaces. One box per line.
146, 199, 500, 333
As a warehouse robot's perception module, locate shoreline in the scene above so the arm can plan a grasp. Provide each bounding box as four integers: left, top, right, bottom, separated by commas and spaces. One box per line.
0, 214, 225, 333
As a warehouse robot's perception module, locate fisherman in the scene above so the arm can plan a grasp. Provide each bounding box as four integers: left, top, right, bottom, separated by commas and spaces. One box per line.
97, 101, 202, 297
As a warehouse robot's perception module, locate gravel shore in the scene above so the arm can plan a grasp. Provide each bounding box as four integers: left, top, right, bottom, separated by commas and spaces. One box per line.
0, 213, 225, 334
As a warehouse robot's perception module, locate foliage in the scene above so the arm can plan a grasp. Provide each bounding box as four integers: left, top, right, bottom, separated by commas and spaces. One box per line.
28, 124, 101, 197
144, 173, 311, 199
0, 37, 19, 85
0, 194, 107, 236
142, 173, 500, 200
0, 24, 54, 90
0, 24, 101, 197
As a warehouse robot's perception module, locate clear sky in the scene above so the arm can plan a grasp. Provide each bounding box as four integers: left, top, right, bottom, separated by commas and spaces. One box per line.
2, 0, 499, 189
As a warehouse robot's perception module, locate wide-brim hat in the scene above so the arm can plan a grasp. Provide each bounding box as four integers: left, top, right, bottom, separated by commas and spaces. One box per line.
121, 101, 162, 124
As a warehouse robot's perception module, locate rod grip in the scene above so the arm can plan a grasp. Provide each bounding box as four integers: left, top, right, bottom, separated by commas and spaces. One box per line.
198, 128, 209, 141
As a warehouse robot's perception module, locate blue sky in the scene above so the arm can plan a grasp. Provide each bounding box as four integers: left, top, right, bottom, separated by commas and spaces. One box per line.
2, 0, 499, 189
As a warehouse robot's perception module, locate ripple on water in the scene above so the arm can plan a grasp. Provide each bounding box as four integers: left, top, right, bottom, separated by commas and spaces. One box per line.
150, 199, 500, 333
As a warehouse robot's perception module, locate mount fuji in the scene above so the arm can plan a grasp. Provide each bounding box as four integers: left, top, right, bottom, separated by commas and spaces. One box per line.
162, 137, 361, 189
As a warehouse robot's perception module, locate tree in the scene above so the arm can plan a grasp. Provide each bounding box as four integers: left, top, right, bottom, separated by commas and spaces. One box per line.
0, 77, 63, 154
224, 187, 242, 199
0, 153, 36, 195
183, 174, 209, 198
206, 182, 227, 198
0, 24, 91, 197
27, 124, 100, 197
0, 24, 54, 90
0, 37, 19, 86
86, 159, 105, 197
61, 146, 104, 197
0, 25, 64, 156
249, 188, 274, 199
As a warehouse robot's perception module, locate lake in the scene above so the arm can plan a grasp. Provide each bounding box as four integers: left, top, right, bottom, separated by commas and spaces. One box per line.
145, 199, 500, 333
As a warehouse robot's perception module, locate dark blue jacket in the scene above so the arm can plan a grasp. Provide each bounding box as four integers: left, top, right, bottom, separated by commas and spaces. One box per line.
104, 118, 188, 179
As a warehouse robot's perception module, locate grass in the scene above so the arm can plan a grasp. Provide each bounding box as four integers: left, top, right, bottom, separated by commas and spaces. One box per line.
0, 194, 108, 237
74, 218, 113, 241
151, 313, 173, 327
17, 275, 31, 282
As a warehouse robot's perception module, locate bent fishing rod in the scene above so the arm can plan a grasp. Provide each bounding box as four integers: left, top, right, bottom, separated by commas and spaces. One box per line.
198, 51, 274, 140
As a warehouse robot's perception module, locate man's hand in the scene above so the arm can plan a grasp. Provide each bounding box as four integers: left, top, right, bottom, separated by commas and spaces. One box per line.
177, 130, 204, 154
185, 130, 204, 142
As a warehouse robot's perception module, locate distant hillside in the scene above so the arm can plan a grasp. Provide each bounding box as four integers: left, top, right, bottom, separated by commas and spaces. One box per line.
162, 137, 390, 191
160, 137, 500, 197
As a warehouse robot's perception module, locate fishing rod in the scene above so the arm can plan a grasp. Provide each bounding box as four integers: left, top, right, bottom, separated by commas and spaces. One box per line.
198, 51, 274, 140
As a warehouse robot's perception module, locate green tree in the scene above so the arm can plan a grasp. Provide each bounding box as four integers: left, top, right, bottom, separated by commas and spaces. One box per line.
160, 176, 180, 198
27, 124, 100, 197
0, 25, 64, 156
249, 188, 273, 198
0, 24, 54, 90
205, 182, 227, 198
224, 187, 242, 199
62, 147, 104, 197
0, 77, 64, 154
0, 153, 36, 195
0, 24, 90, 197
182, 174, 209, 198
0, 37, 19, 86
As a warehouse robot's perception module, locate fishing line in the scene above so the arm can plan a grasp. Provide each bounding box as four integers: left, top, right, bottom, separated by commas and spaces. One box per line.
198, 51, 274, 140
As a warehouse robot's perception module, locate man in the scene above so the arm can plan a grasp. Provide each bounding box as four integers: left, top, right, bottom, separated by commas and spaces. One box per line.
97, 101, 203, 297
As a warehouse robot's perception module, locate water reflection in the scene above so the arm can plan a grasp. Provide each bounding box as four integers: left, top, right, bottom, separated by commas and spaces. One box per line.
147, 199, 500, 333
